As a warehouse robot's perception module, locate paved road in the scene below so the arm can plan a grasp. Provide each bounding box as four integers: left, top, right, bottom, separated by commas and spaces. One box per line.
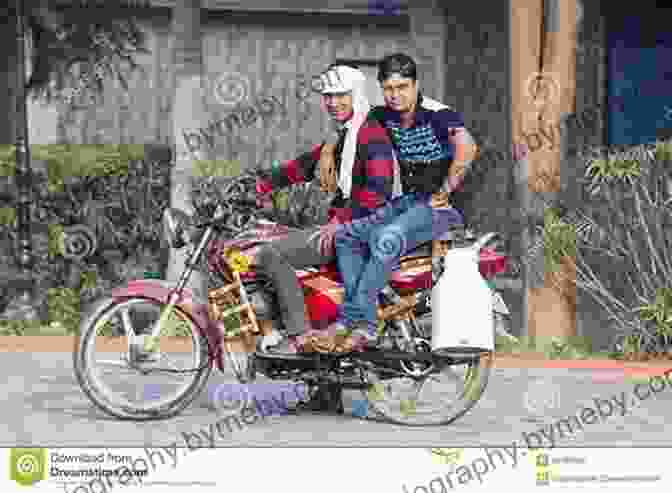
4, 352, 672, 447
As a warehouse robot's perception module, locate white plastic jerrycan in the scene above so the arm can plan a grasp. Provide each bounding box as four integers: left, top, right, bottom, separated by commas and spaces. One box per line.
431, 233, 496, 356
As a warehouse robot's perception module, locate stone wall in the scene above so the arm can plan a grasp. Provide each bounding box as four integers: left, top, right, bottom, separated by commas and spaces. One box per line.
27, 8, 413, 173
440, 1, 513, 242
438, 1, 525, 336
563, 0, 608, 205
566, 0, 613, 350
407, 1, 446, 104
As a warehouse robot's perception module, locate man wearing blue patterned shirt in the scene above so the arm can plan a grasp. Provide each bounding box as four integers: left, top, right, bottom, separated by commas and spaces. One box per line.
316, 53, 478, 351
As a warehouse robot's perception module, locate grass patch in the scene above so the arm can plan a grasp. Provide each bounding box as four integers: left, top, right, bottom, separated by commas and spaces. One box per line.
496, 335, 620, 360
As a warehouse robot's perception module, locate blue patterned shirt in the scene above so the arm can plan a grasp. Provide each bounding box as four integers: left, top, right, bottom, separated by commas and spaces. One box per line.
370, 94, 464, 164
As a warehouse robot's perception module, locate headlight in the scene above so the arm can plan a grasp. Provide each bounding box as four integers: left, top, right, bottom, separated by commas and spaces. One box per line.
162, 208, 192, 249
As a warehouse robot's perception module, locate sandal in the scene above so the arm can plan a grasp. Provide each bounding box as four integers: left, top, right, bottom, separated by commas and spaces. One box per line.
298, 325, 355, 354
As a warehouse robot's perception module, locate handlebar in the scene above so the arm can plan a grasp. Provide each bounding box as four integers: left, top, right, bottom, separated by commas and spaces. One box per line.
193, 194, 258, 230
191, 168, 268, 230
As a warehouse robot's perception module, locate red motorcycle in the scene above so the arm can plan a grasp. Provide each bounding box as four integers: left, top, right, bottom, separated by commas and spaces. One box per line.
74, 171, 509, 425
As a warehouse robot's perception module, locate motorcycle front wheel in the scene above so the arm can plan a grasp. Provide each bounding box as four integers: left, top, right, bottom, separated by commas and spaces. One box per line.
74, 297, 212, 420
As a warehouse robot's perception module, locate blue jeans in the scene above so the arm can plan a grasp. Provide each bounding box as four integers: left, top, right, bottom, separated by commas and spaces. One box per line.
334, 193, 463, 332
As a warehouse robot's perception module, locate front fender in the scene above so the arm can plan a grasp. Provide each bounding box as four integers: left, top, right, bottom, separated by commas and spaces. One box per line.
109, 279, 221, 367
110, 279, 211, 327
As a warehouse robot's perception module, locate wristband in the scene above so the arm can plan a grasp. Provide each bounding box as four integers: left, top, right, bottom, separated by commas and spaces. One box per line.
270, 159, 282, 179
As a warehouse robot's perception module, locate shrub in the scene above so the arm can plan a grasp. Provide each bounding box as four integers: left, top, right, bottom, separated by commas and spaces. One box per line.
562, 140, 672, 357
0, 144, 170, 334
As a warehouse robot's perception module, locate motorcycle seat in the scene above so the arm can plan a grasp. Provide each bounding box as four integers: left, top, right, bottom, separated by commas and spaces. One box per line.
400, 222, 467, 260
401, 242, 432, 258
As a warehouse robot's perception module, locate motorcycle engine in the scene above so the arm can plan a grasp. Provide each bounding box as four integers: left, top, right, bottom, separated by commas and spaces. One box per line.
413, 289, 433, 339
246, 283, 281, 323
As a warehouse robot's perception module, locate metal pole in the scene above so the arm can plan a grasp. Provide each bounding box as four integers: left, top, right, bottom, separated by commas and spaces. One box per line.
15, 0, 33, 269
5, 0, 39, 322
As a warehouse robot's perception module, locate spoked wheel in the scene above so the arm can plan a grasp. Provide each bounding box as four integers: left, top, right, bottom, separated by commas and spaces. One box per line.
360, 345, 493, 426
74, 297, 212, 420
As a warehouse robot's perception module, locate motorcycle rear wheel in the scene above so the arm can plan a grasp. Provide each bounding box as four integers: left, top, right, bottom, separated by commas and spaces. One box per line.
360, 350, 493, 426
74, 296, 212, 420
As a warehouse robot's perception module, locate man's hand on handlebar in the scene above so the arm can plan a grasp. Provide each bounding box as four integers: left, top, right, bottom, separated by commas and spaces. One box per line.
256, 177, 273, 195
255, 177, 274, 208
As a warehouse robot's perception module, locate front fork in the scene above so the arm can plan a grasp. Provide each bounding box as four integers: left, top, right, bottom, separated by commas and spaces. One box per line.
140, 227, 215, 352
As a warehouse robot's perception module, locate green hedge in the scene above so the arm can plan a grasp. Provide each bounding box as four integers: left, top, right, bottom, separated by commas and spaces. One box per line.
0, 144, 169, 335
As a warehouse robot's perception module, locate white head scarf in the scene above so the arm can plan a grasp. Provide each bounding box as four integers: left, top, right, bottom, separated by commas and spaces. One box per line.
320, 65, 401, 198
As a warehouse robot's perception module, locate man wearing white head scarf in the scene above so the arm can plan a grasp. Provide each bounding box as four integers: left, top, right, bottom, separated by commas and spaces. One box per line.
321, 65, 402, 200
252, 64, 400, 357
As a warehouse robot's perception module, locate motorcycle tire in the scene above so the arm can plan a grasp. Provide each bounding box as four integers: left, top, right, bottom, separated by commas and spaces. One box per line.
360, 349, 493, 426
359, 289, 493, 426
74, 296, 212, 421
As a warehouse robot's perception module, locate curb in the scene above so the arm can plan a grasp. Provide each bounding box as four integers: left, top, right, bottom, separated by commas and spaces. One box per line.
0, 336, 250, 353
493, 354, 672, 378
1, 337, 671, 377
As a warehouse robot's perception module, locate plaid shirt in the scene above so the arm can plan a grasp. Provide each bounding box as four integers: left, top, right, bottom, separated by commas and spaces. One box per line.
265, 118, 396, 223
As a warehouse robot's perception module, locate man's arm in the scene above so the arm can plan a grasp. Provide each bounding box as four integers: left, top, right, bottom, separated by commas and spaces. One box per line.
431, 109, 478, 195
445, 126, 478, 192
261, 144, 322, 191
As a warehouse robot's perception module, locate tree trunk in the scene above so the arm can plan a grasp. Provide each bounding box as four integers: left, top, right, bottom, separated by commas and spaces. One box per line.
528, 255, 577, 342
167, 0, 208, 301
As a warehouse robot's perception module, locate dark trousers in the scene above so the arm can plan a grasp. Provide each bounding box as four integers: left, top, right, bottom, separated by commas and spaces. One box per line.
253, 228, 334, 336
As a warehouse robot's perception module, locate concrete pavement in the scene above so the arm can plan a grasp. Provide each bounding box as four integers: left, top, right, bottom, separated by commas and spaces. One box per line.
3, 352, 672, 448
